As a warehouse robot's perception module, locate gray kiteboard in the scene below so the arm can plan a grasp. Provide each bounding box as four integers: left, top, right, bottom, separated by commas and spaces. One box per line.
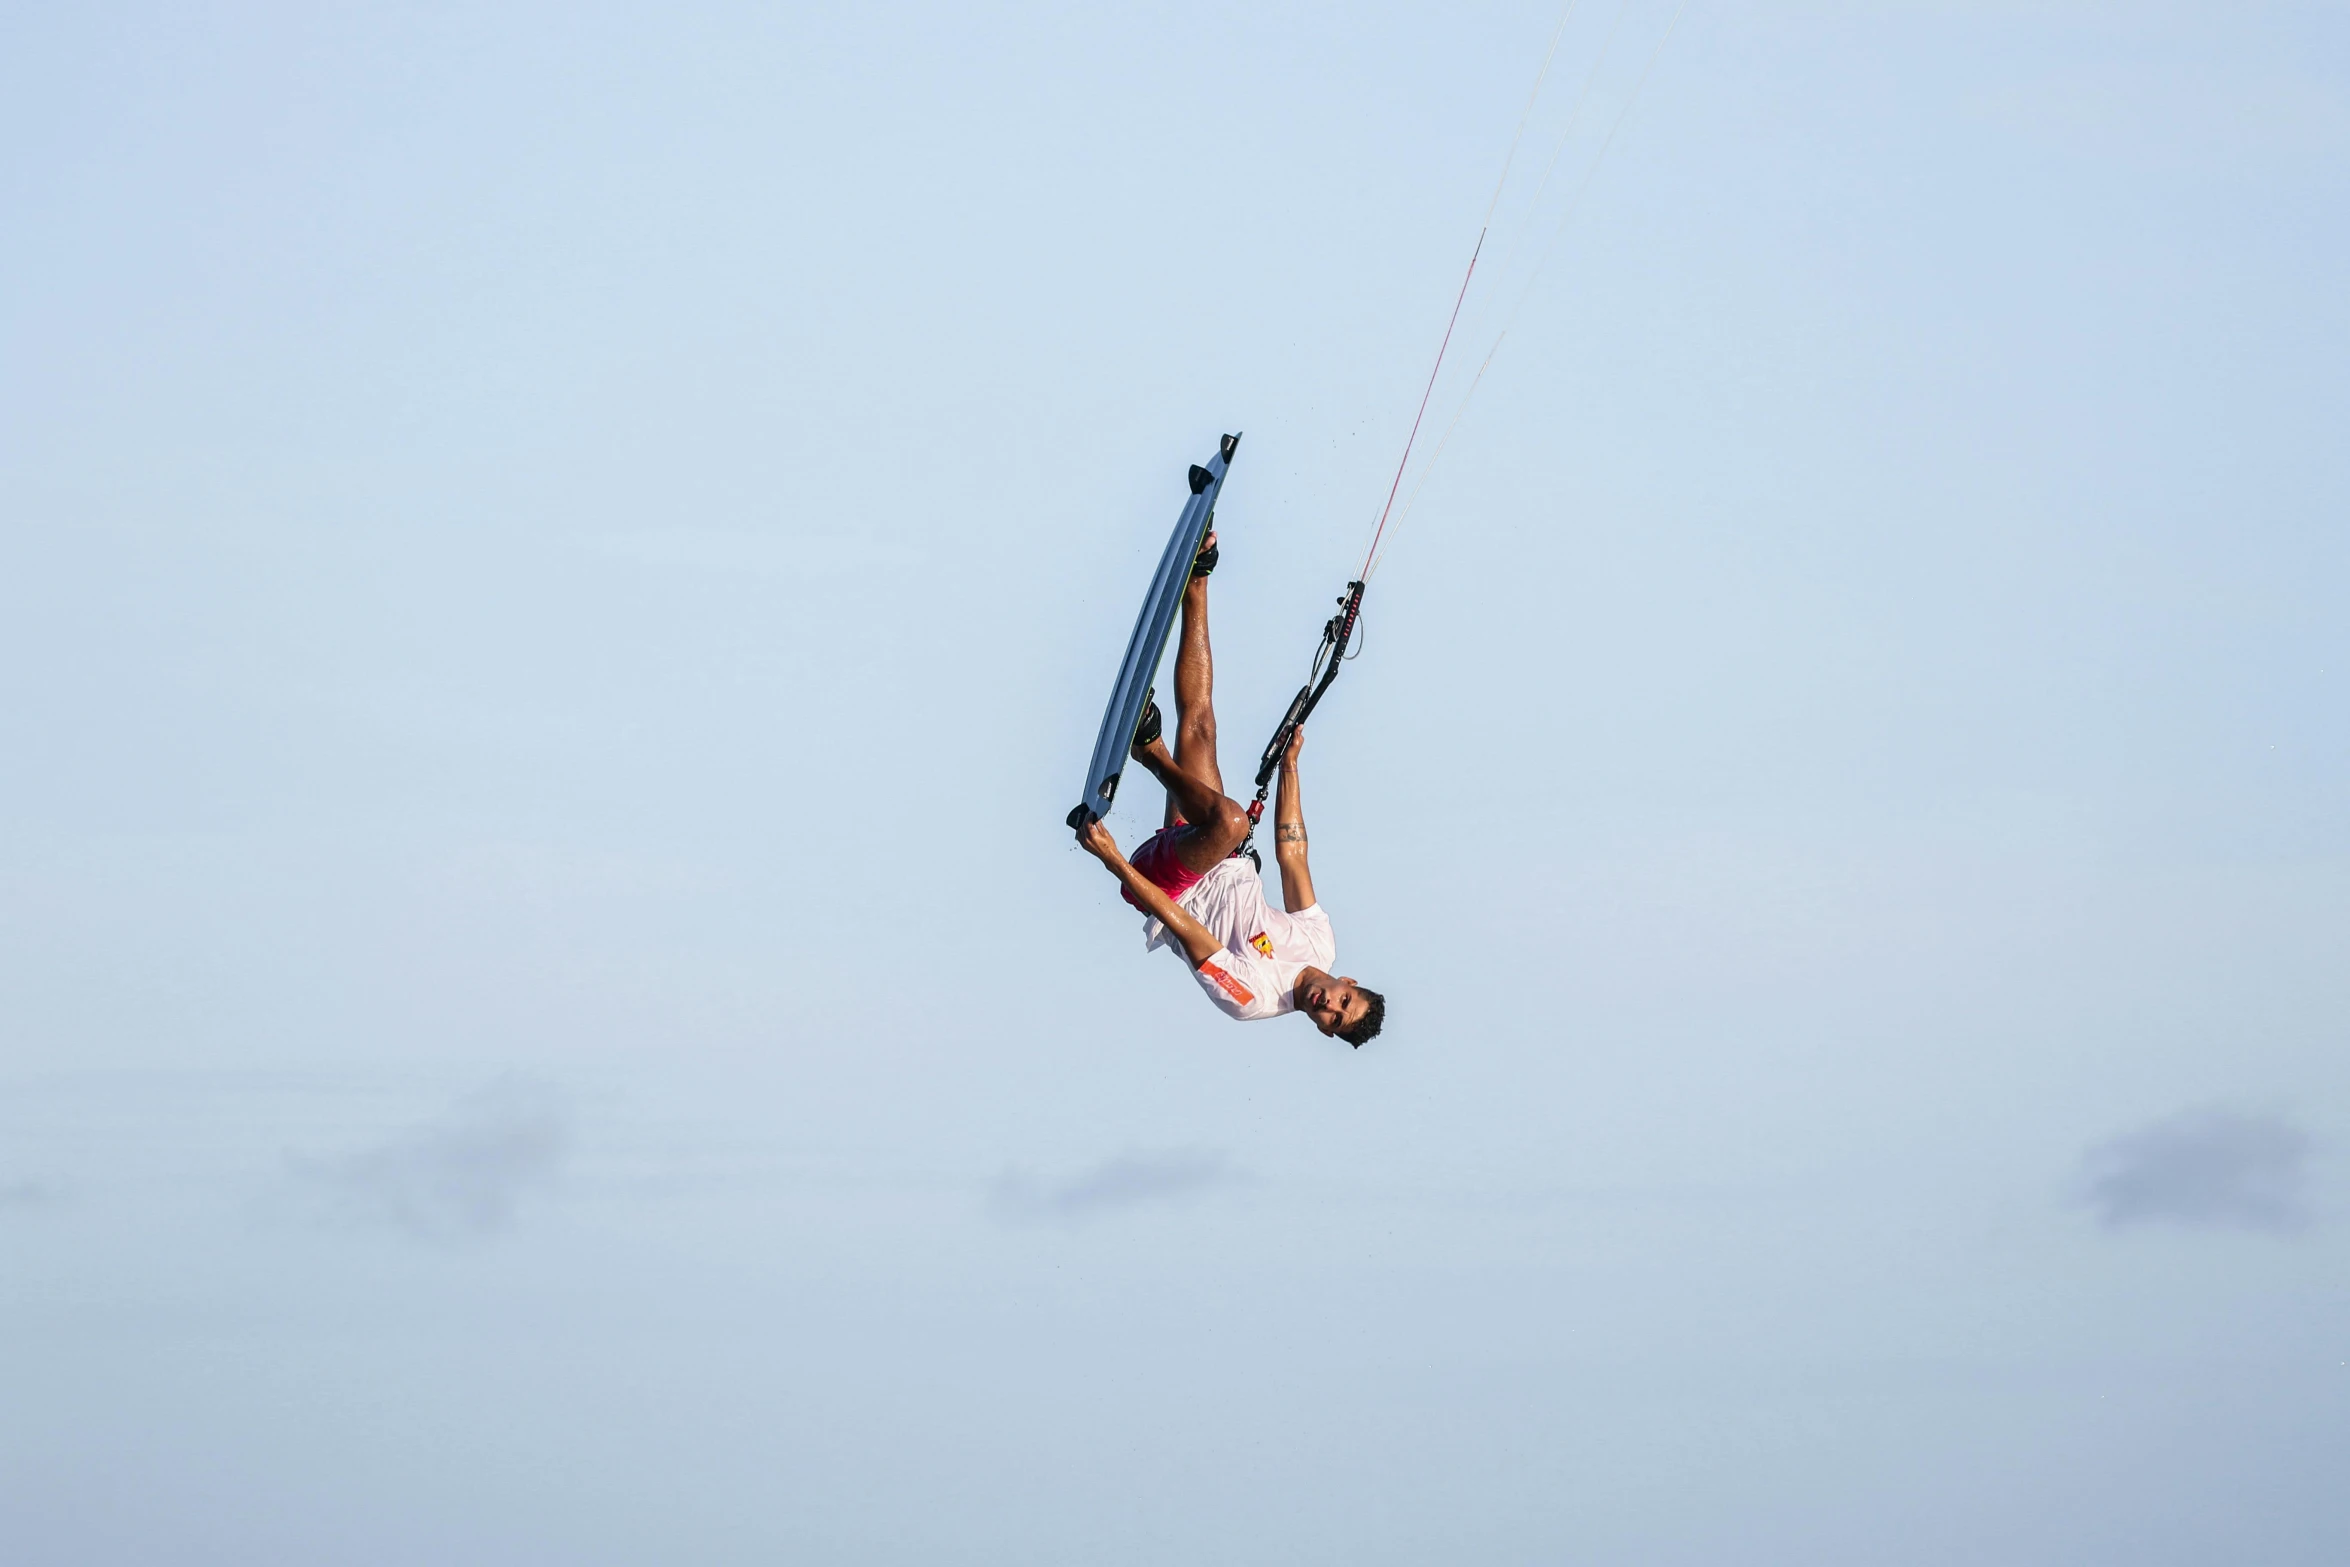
1067, 432, 1241, 831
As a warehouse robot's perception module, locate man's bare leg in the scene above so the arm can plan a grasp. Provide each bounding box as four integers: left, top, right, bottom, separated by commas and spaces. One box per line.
1164, 537, 1223, 824
1133, 536, 1249, 869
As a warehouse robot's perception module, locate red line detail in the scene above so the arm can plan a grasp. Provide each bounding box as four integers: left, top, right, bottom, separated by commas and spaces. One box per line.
1363, 228, 1485, 578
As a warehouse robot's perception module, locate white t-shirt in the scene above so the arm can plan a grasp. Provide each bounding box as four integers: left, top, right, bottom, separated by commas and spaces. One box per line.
1144, 856, 1338, 1021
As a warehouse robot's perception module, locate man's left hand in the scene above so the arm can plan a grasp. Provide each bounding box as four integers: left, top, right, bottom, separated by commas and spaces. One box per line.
1077, 817, 1123, 865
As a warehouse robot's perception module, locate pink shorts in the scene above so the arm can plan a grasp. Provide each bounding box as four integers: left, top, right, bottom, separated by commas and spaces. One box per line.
1121, 824, 1207, 912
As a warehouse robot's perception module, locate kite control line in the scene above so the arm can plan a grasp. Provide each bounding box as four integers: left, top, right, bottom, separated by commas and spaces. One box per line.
1226, 226, 1478, 859
1360, 232, 1482, 582
1237, 578, 1366, 866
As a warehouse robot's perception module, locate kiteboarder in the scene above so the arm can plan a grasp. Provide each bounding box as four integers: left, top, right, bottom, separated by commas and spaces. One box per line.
1075, 535, 1386, 1046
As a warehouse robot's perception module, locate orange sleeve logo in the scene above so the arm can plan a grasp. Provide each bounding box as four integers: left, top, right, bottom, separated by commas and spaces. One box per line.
1199, 961, 1256, 1007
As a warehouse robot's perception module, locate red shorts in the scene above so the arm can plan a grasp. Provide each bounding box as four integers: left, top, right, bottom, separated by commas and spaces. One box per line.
1121, 824, 1207, 912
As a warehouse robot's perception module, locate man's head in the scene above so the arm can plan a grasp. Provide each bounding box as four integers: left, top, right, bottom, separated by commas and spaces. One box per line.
1298, 972, 1386, 1048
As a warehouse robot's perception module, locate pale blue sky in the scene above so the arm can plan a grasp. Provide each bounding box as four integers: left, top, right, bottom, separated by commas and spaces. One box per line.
4, 2, 2347, 1562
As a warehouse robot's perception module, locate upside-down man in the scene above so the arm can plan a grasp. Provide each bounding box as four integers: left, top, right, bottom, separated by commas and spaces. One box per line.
1074, 533, 1386, 1046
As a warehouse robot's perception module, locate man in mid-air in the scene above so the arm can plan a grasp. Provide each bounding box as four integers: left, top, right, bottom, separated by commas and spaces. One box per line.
1075, 533, 1386, 1046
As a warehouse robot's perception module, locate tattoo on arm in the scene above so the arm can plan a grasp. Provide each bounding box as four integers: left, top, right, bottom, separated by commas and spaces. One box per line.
1277, 824, 1307, 845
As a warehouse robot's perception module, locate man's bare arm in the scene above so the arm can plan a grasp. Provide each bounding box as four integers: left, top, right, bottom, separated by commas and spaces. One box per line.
1077, 818, 1222, 968
1273, 729, 1315, 913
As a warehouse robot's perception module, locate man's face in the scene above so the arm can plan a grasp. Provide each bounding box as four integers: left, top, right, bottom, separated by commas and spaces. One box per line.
1300, 975, 1367, 1038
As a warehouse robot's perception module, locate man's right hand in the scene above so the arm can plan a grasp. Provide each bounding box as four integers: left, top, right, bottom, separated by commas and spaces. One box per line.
1272, 725, 1314, 913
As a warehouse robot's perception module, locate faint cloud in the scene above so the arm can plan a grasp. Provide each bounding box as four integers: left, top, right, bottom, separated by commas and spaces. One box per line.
0, 1179, 60, 1212
2081, 1108, 2311, 1233
992, 1149, 1236, 1224
587, 528, 928, 578
291, 1084, 568, 1243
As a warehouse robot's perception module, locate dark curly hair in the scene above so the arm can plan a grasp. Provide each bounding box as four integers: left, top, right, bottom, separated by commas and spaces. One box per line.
1338, 988, 1385, 1048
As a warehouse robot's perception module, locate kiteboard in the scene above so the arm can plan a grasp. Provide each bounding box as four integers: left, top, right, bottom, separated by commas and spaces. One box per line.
1066, 432, 1241, 831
